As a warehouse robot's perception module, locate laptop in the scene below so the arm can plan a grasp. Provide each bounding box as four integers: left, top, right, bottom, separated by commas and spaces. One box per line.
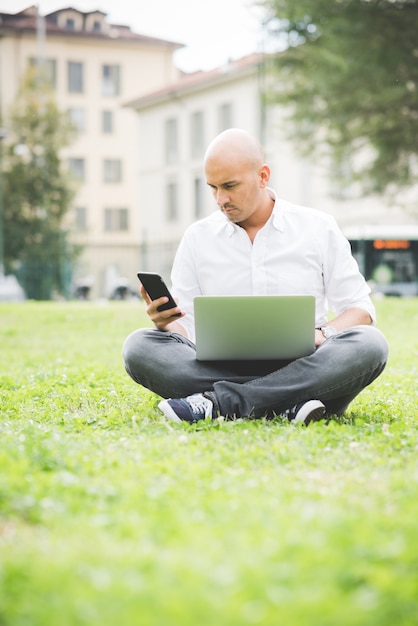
194, 295, 315, 361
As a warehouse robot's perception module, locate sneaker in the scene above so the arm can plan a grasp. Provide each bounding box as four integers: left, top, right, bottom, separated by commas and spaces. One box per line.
284, 399, 326, 425
158, 393, 213, 424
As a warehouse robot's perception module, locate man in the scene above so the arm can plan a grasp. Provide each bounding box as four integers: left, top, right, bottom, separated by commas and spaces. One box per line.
123, 129, 388, 425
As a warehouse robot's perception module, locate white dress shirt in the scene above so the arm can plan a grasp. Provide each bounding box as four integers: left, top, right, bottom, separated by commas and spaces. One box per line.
171, 190, 375, 342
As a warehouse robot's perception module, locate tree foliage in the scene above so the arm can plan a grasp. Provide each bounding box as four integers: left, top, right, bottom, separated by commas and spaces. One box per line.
2, 67, 78, 298
264, 0, 418, 195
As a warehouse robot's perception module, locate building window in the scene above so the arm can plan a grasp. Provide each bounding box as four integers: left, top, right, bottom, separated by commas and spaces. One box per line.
68, 107, 86, 133
190, 111, 205, 159
29, 57, 56, 87
104, 208, 129, 232
67, 158, 85, 180
103, 159, 122, 183
218, 102, 233, 131
102, 110, 113, 133
102, 64, 120, 96
166, 181, 178, 221
194, 177, 205, 218
93, 21, 101, 32
68, 61, 84, 93
66, 18, 75, 29
165, 118, 178, 164
75, 206, 87, 231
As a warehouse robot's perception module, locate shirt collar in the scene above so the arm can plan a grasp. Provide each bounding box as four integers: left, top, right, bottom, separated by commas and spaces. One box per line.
268, 188, 285, 232
214, 187, 284, 236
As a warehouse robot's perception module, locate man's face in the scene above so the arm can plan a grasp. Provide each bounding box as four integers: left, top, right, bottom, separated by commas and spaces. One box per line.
205, 156, 268, 226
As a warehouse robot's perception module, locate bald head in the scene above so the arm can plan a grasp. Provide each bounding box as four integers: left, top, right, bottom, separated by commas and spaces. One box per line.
203, 129, 273, 229
204, 129, 265, 170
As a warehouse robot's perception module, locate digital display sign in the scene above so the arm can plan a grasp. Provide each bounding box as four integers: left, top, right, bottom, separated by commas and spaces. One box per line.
373, 240, 411, 250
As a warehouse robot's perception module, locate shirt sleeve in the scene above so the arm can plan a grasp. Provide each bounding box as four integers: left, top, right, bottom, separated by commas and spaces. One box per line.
321, 215, 376, 323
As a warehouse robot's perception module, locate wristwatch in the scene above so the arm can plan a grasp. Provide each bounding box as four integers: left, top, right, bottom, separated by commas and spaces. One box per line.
319, 325, 338, 339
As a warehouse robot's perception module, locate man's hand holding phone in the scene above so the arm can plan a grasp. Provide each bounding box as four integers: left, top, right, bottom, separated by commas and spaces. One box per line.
137, 272, 184, 332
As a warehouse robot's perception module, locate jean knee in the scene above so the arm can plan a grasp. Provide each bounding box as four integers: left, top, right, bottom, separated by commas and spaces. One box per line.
349, 326, 389, 384
366, 326, 389, 365
122, 328, 153, 370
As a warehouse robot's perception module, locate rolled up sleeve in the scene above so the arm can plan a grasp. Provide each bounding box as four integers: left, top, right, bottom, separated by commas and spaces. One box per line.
322, 216, 376, 323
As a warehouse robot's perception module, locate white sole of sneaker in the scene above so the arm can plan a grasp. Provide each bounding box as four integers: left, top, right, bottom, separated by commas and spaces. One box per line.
158, 399, 182, 423
293, 400, 326, 425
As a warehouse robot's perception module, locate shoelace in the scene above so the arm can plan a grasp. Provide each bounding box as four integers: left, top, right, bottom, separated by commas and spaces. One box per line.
186, 395, 208, 415
283, 405, 298, 419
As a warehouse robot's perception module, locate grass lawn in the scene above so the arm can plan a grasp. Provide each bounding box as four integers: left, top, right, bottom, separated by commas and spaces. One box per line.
0, 297, 417, 626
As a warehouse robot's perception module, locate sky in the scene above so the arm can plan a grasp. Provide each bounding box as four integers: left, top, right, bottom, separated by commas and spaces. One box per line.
0, 0, 268, 72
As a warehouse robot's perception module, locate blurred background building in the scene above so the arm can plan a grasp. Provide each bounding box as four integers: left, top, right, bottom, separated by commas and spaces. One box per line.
0, 4, 182, 297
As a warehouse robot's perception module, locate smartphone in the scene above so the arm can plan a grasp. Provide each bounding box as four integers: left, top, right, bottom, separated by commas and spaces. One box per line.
137, 271, 181, 316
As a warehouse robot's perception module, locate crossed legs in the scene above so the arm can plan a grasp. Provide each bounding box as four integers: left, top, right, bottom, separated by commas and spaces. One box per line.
122, 326, 388, 418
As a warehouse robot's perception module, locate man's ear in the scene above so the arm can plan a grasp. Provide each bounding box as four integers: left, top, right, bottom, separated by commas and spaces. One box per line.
259, 164, 271, 187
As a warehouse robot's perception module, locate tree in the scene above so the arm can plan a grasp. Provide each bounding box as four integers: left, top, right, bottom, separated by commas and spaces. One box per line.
2, 67, 78, 299
263, 0, 418, 195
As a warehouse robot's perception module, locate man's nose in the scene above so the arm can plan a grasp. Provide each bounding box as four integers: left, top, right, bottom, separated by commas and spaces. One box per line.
216, 189, 229, 206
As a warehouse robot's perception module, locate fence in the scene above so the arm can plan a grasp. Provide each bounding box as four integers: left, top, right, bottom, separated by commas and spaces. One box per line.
15, 257, 73, 300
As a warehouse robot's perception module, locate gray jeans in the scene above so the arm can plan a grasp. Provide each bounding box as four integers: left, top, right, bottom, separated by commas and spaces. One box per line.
122, 326, 389, 418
